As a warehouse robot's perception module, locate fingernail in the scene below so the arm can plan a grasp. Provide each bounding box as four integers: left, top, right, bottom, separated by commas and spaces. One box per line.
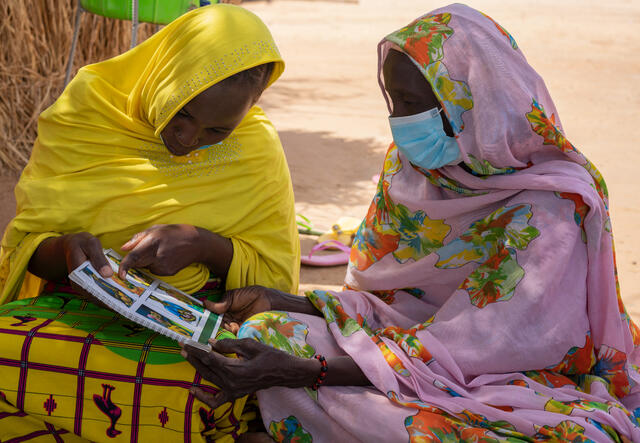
100, 266, 113, 276
181, 350, 187, 358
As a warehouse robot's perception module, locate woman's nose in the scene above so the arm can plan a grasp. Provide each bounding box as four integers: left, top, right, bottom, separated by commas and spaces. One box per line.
175, 122, 200, 148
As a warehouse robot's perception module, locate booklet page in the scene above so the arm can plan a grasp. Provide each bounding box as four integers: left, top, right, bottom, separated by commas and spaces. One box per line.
69, 249, 221, 350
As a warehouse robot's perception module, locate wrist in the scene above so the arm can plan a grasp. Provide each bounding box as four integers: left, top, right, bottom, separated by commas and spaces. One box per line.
310, 355, 328, 390
273, 354, 320, 389
264, 287, 289, 311
289, 356, 322, 389
268, 291, 321, 316
195, 227, 233, 277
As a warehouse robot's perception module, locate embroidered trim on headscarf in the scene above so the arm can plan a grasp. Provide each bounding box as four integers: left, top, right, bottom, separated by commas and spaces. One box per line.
157, 40, 280, 123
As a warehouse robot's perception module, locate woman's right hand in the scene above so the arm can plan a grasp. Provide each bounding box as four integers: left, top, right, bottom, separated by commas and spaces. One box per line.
204, 286, 275, 334
61, 232, 113, 278
29, 232, 113, 282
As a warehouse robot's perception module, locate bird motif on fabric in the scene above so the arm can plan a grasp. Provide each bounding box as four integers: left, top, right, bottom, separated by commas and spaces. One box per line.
10, 315, 36, 326
93, 384, 122, 437
199, 406, 216, 432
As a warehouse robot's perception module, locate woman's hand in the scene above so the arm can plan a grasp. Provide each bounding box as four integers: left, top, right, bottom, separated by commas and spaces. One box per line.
204, 286, 275, 334
206, 286, 323, 334
117, 224, 233, 280
60, 233, 119, 309
28, 232, 112, 281
182, 338, 319, 409
62, 232, 113, 277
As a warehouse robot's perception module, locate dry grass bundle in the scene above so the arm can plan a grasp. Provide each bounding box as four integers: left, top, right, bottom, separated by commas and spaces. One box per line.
0, 1, 154, 173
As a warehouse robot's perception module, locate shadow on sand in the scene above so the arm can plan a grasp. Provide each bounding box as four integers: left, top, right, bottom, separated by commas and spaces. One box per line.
278, 129, 384, 209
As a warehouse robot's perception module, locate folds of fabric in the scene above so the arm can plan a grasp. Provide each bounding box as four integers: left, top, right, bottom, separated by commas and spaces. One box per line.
251, 4, 640, 441
0, 4, 299, 304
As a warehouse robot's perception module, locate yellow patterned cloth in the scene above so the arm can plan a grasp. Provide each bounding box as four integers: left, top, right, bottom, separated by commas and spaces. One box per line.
0, 284, 246, 442
0, 4, 298, 441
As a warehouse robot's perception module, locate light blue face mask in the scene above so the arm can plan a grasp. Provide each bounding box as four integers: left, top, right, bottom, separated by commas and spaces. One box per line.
388, 107, 461, 170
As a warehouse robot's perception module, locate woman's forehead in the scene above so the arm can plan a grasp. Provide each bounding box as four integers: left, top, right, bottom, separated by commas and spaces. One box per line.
383, 51, 430, 91
183, 81, 253, 126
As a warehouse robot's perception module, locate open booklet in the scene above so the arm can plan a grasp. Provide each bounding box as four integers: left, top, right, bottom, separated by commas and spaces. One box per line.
69, 249, 221, 351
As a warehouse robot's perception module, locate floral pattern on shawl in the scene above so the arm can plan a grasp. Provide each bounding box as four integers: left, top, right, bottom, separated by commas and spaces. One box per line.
238, 312, 315, 359
369, 287, 425, 305
480, 11, 519, 50
307, 290, 412, 377
528, 99, 640, 355
386, 13, 454, 67
269, 415, 312, 443
377, 318, 435, 364
385, 13, 473, 133
556, 192, 588, 242
351, 146, 451, 272
306, 290, 361, 337
435, 204, 540, 307
525, 370, 577, 389
548, 333, 596, 375
532, 341, 635, 401
594, 345, 633, 398
527, 98, 609, 207
587, 417, 633, 442
414, 164, 487, 195
543, 397, 637, 433
388, 391, 526, 441
467, 154, 517, 177
533, 421, 594, 442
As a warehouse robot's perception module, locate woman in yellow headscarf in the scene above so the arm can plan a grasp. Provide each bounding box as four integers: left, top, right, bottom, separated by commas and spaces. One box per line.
0, 4, 298, 441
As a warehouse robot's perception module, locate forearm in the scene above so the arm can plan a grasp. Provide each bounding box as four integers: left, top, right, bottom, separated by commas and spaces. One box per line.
325, 356, 370, 386
27, 236, 68, 281
288, 355, 370, 388
266, 289, 322, 317
196, 227, 233, 279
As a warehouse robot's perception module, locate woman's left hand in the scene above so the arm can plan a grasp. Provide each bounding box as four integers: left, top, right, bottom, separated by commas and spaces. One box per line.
118, 224, 206, 279
182, 338, 318, 409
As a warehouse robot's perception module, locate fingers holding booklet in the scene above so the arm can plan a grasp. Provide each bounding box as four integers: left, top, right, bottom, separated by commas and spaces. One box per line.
69, 249, 221, 351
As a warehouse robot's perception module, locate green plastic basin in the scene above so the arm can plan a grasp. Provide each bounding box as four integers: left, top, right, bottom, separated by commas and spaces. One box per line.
80, 0, 202, 25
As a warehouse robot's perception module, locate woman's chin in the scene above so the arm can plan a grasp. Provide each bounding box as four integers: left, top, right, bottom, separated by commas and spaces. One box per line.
165, 143, 192, 157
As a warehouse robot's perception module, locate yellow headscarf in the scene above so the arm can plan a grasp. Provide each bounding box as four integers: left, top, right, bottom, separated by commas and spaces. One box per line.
0, 4, 299, 303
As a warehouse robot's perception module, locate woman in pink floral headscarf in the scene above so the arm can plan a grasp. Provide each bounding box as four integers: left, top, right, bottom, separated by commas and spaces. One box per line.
183, 4, 640, 441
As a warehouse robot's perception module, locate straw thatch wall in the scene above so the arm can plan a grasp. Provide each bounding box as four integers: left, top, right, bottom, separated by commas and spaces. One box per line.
0, 1, 154, 173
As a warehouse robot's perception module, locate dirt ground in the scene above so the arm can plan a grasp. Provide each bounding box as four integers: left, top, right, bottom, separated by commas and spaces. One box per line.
1, 0, 638, 317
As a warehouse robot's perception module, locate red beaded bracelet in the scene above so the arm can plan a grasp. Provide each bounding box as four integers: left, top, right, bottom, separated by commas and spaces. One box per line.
311, 355, 328, 390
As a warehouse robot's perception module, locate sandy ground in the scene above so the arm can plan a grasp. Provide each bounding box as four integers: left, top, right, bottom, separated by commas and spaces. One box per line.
1, 0, 638, 317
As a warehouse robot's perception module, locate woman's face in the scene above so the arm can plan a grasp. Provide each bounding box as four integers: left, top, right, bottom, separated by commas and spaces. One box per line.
160, 79, 257, 156
382, 49, 453, 136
